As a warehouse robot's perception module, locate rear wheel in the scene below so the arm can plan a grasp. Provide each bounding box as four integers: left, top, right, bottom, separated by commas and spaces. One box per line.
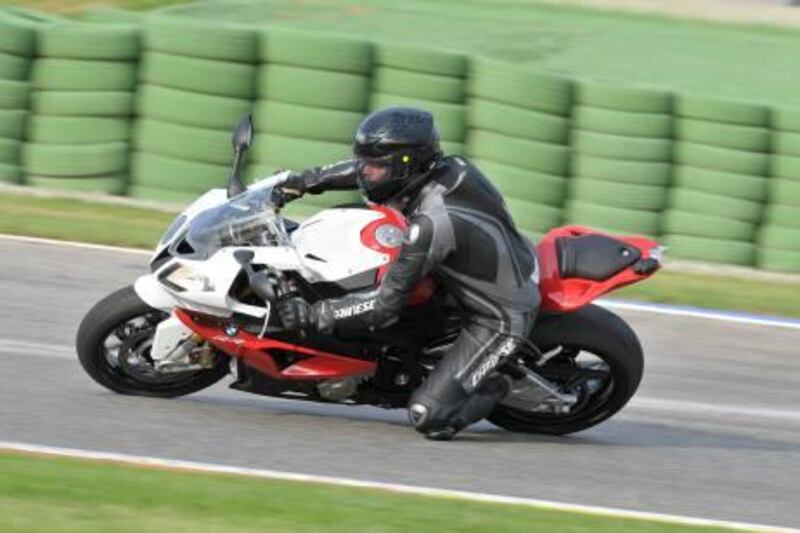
76, 285, 229, 397
489, 304, 643, 435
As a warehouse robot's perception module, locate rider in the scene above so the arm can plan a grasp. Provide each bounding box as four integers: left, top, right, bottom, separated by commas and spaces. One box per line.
275, 107, 540, 440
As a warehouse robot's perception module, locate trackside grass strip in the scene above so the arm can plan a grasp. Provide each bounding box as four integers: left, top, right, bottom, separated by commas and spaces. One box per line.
0, 452, 740, 533
615, 271, 800, 319
1, 192, 799, 318
0, 193, 175, 249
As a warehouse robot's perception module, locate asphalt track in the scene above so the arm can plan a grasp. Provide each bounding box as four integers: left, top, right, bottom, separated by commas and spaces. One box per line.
1, 237, 799, 529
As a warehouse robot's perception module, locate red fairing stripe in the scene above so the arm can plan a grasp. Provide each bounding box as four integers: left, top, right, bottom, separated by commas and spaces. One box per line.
361, 205, 436, 306
360, 205, 407, 281
174, 309, 376, 381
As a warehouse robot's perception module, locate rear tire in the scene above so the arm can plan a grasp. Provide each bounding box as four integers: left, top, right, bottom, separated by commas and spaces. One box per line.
489, 304, 643, 435
76, 285, 229, 397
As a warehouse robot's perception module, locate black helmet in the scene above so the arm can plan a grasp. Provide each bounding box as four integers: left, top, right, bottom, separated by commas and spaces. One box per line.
352, 107, 442, 204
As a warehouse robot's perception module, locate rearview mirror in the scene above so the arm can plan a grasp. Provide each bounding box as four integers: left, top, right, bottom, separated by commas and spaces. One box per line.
232, 114, 253, 153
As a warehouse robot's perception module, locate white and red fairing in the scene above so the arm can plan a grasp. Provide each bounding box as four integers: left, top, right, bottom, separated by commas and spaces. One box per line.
291, 205, 404, 285
135, 195, 433, 375
135, 195, 428, 319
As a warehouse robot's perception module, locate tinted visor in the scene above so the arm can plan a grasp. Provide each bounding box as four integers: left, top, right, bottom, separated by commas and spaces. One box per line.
355, 155, 402, 203
356, 155, 393, 185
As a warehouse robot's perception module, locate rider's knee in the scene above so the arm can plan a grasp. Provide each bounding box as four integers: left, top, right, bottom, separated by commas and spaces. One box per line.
408, 387, 462, 433
408, 397, 448, 433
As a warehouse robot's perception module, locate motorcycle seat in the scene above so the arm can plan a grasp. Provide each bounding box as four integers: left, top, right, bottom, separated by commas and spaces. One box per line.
555, 234, 641, 281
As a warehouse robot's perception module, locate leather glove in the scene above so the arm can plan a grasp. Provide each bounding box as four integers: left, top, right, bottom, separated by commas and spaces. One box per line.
272, 172, 306, 207
277, 296, 315, 333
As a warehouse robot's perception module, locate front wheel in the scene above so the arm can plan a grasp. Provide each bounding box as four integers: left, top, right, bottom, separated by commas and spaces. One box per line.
489, 304, 643, 435
76, 285, 230, 397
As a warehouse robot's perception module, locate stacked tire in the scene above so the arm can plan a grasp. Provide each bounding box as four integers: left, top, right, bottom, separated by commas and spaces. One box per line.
466, 58, 572, 240
565, 81, 672, 239
251, 29, 371, 219
131, 16, 257, 203
663, 96, 771, 266
0, 13, 35, 185
24, 22, 139, 195
757, 108, 800, 272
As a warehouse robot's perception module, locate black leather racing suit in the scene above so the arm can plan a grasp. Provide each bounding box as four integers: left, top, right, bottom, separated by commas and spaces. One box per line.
291, 156, 540, 434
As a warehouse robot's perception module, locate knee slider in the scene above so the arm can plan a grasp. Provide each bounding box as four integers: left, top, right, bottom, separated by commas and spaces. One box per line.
408, 395, 451, 433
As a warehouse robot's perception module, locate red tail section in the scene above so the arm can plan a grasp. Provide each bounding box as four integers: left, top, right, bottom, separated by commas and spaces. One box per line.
536, 225, 661, 312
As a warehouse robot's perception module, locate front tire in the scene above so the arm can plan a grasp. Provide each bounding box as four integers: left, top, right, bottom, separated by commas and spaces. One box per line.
489, 304, 643, 435
76, 285, 229, 397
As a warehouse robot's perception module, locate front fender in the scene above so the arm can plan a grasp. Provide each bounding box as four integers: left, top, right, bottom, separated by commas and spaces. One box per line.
134, 274, 178, 311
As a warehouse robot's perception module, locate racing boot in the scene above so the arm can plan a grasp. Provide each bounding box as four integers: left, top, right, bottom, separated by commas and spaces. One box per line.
410, 374, 512, 441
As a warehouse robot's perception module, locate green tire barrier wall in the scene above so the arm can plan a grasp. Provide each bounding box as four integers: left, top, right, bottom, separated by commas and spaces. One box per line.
3, 8, 800, 273
0, 12, 36, 186
129, 16, 258, 203
466, 58, 571, 241
20, 19, 139, 195
759, 110, 800, 271
663, 96, 772, 265
565, 81, 672, 238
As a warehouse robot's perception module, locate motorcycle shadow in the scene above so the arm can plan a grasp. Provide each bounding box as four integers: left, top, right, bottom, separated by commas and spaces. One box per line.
178, 391, 797, 452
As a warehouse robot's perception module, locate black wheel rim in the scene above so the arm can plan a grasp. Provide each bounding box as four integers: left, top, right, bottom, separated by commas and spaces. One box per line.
500, 345, 623, 425
100, 310, 215, 388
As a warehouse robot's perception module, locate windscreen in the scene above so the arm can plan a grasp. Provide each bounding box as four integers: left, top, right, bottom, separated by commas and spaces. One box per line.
181, 185, 289, 257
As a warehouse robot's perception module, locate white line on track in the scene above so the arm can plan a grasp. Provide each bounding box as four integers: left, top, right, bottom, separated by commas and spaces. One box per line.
0, 441, 792, 532
4, 233, 800, 330
0, 233, 150, 256
599, 299, 800, 331
627, 397, 800, 424
0, 338, 74, 359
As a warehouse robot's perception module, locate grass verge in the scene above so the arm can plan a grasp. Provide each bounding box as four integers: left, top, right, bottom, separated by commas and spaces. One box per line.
615, 271, 800, 319
0, 193, 176, 250
0, 452, 738, 532
1, 192, 799, 318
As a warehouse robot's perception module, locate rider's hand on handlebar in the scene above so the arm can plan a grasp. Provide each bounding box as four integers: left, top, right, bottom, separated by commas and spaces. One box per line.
271, 172, 306, 207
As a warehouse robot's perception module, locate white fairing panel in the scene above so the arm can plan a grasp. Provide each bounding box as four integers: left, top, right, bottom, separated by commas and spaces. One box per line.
145, 246, 305, 318
150, 314, 194, 361
291, 208, 390, 283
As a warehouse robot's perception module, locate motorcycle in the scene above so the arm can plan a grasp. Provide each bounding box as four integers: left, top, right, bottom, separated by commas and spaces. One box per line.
76, 115, 663, 436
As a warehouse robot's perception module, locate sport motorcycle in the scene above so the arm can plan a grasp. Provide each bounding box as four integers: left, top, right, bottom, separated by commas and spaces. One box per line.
77, 116, 663, 436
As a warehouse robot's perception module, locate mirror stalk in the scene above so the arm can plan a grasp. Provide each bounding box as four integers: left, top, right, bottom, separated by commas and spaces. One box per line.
227, 149, 247, 198
227, 113, 254, 199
